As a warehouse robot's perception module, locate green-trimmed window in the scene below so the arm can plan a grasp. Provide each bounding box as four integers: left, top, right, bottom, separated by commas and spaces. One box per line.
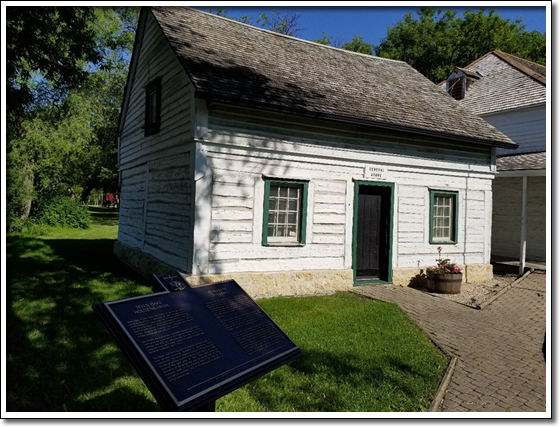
430, 190, 458, 244
145, 77, 161, 136
262, 179, 308, 246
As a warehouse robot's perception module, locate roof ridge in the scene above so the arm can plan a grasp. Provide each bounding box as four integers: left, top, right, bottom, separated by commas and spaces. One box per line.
464, 49, 546, 85
492, 50, 546, 84
169, 6, 408, 66
493, 49, 546, 70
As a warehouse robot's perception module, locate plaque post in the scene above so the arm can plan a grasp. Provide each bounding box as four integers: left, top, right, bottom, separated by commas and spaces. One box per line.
193, 400, 216, 412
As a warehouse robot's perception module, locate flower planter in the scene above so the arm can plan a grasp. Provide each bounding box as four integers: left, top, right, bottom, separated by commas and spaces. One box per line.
426, 271, 462, 294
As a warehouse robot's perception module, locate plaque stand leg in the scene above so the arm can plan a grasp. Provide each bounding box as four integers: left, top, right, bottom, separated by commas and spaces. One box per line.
193, 400, 215, 412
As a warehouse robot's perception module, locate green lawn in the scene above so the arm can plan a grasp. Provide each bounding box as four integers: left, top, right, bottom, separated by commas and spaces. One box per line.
6, 208, 449, 412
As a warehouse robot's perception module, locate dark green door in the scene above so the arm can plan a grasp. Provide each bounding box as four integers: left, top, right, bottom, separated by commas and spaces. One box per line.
356, 185, 392, 282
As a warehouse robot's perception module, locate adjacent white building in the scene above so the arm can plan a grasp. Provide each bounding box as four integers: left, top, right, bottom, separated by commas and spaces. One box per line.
115, 7, 517, 298
443, 51, 546, 271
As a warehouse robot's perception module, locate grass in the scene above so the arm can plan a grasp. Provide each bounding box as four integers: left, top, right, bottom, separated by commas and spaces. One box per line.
218, 294, 449, 412
6, 208, 449, 413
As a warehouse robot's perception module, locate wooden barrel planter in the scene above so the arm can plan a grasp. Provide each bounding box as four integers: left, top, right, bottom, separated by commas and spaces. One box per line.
426, 272, 462, 294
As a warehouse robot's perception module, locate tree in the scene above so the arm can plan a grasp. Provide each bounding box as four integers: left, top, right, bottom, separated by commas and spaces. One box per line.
6, 7, 138, 232
343, 36, 374, 55
6, 7, 100, 135
7, 6, 100, 231
313, 32, 373, 54
375, 7, 546, 83
206, 8, 304, 37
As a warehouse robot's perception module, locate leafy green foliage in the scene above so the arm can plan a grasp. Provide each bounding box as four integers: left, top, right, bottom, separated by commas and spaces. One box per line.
313, 32, 334, 46
206, 7, 303, 37
6, 7, 139, 232
6, 7, 100, 134
30, 194, 91, 229
343, 35, 374, 55
375, 7, 546, 83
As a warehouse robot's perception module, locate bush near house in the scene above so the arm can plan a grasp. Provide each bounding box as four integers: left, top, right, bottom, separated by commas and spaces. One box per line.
29, 194, 91, 229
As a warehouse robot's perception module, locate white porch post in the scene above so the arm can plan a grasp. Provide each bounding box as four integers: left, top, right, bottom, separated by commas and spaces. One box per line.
519, 175, 528, 275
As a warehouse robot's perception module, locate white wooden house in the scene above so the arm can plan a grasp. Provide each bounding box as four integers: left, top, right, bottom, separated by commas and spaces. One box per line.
115, 7, 517, 298
443, 51, 546, 271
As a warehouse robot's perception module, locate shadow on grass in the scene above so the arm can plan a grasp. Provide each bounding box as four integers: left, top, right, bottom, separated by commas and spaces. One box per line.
6, 231, 159, 412
87, 207, 120, 227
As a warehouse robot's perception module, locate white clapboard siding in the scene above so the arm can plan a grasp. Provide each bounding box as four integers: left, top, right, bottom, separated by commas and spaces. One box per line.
492, 176, 546, 262
526, 177, 546, 261
492, 177, 522, 259
119, 11, 194, 166
485, 106, 546, 156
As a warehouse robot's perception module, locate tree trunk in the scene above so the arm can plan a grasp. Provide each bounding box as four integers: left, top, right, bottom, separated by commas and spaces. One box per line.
19, 161, 34, 223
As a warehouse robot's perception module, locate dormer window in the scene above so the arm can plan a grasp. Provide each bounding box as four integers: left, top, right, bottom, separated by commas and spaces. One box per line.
446, 68, 481, 101
145, 77, 162, 136
447, 69, 465, 100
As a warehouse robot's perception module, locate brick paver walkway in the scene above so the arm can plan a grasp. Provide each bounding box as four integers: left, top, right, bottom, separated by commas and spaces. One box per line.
354, 271, 547, 412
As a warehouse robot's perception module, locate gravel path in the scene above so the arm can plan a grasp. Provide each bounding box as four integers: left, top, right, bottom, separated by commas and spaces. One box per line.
411, 274, 519, 309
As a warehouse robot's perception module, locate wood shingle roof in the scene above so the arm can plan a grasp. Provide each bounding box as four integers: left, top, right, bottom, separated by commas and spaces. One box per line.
150, 7, 516, 148
497, 151, 546, 171
458, 51, 546, 116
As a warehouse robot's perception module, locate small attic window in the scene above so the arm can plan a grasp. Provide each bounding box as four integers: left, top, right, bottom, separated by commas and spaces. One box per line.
447, 69, 465, 100
145, 77, 162, 136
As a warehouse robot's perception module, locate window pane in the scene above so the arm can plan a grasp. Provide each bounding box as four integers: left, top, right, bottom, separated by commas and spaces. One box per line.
289, 199, 298, 211
267, 182, 303, 242
288, 212, 297, 225
432, 193, 455, 242
149, 91, 157, 124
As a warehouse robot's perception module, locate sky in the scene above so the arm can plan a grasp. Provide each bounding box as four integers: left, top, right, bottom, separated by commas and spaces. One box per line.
192, 4, 548, 49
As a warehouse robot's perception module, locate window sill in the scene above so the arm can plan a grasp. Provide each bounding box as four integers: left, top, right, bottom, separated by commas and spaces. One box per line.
262, 243, 306, 247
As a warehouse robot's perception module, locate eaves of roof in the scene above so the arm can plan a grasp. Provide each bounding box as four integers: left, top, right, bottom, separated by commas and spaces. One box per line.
199, 91, 518, 149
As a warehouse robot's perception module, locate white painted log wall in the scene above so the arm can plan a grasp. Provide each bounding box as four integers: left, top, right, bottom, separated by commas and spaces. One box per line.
119, 11, 194, 165
117, 11, 195, 272
196, 110, 495, 275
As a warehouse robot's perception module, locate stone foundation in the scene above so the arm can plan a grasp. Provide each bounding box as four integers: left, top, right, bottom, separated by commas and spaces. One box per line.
114, 241, 353, 298
114, 241, 178, 277
114, 241, 493, 297
184, 270, 354, 299
391, 264, 494, 287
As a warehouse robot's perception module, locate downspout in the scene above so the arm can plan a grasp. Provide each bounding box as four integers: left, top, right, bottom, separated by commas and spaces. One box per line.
519, 175, 528, 275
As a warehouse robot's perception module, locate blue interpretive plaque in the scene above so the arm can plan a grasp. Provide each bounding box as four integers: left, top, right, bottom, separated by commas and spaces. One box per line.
92, 274, 300, 411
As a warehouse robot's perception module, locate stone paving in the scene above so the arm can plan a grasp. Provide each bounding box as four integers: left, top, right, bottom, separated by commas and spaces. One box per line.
353, 271, 547, 412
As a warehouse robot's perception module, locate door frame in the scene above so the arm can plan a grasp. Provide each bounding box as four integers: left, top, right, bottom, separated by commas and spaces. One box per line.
352, 180, 394, 286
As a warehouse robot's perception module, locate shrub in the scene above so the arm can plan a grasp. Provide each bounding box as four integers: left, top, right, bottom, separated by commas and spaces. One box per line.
30, 194, 91, 229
